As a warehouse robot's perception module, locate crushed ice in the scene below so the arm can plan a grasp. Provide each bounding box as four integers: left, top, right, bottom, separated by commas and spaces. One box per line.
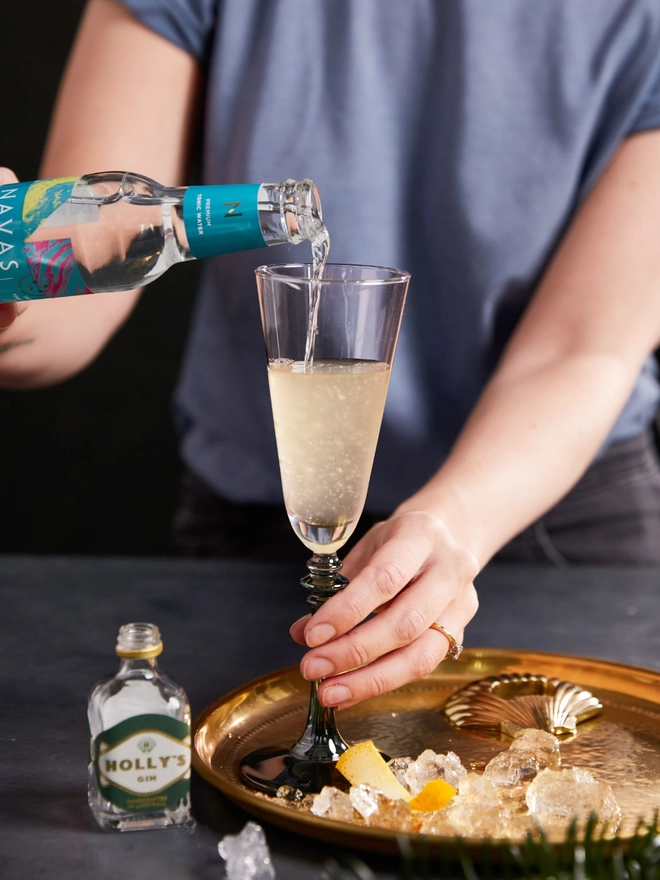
400, 748, 467, 794
218, 821, 276, 880
264, 729, 622, 840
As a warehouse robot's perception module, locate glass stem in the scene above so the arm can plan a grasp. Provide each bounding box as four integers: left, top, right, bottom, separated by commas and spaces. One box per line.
290, 553, 349, 762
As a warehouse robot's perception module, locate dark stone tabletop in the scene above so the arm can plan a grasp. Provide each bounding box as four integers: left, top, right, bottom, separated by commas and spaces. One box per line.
1, 556, 658, 879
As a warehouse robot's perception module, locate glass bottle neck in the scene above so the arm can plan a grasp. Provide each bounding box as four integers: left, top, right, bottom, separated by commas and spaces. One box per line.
257, 179, 325, 246
180, 179, 325, 260
117, 657, 160, 675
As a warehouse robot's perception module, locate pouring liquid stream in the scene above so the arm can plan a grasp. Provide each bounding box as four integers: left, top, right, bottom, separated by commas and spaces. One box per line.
303, 229, 330, 370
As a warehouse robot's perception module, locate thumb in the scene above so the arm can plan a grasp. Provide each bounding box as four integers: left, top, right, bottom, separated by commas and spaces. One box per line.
0, 167, 19, 185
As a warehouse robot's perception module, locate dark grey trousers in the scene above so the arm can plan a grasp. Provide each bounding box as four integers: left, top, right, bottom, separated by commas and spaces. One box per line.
173, 431, 660, 565
495, 430, 660, 565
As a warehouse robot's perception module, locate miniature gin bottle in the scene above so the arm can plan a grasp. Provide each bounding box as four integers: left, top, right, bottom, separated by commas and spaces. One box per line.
88, 622, 194, 831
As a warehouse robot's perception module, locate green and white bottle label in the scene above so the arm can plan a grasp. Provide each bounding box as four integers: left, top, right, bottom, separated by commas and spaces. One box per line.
182, 183, 265, 259
93, 714, 191, 812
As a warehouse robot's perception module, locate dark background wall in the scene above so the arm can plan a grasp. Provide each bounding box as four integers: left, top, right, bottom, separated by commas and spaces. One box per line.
1, 2, 197, 554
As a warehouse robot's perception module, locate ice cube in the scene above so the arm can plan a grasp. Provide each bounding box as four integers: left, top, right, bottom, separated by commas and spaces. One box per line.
275, 784, 303, 802
491, 807, 538, 840
287, 794, 316, 813
510, 729, 561, 769
525, 767, 621, 829
443, 798, 503, 837
349, 784, 414, 831
218, 821, 276, 880
403, 749, 467, 794
387, 756, 413, 789
419, 810, 457, 836
441, 775, 538, 839
434, 772, 501, 835
349, 784, 381, 820
311, 786, 356, 823
484, 748, 539, 788
452, 802, 539, 839
457, 772, 501, 806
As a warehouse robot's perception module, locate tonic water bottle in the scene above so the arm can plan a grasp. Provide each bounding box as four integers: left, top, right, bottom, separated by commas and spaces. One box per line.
0, 172, 325, 301
88, 622, 194, 832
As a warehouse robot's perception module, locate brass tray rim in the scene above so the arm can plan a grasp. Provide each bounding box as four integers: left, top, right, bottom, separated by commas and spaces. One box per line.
192, 647, 660, 854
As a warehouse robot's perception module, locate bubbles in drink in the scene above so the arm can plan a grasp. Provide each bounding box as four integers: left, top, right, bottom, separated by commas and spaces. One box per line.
267, 358, 390, 554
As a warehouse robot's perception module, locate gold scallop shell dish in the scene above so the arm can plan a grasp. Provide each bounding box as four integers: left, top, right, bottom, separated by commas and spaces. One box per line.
444, 673, 602, 738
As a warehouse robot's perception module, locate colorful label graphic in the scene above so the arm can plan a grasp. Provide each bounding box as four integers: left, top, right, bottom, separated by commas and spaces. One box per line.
93, 714, 191, 812
0, 177, 93, 301
183, 183, 265, 259
21, 177, 77, 239
24, 240, 89, 297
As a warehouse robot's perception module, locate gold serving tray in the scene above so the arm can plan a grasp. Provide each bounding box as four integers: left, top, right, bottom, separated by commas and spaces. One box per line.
193, 648, 660, 854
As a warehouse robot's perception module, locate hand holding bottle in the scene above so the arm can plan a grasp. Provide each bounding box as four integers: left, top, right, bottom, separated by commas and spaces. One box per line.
0, 165, 142, 390
0, 171, 324, 302
0, 169, 325, 389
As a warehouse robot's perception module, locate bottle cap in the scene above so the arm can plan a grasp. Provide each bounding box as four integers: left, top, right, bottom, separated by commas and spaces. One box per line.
116, 622, 163, 659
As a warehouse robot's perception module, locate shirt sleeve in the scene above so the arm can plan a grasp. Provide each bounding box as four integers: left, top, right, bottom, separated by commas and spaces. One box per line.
628, 60, 660, 135
115, 0, 218, 62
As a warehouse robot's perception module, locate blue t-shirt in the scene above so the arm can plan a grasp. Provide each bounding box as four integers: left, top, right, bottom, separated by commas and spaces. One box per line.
120, 0, 660, 512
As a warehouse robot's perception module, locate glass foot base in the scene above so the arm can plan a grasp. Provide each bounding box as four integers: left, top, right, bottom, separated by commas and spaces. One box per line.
240, 746, 348, 795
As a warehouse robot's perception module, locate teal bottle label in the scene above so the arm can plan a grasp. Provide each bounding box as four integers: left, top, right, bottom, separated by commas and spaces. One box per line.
93, 714, 191, 813
183, 183, 266, 259
0, 177, 92, 302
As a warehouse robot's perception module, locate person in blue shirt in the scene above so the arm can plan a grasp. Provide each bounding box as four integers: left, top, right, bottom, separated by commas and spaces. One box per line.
2, 0, 660, 708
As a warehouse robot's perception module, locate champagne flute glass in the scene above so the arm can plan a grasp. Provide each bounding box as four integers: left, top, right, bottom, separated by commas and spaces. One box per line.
240, 263, 409, 794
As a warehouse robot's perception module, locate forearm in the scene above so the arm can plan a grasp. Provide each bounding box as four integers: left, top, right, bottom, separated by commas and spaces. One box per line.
398, 348, 642, 566
399, 130, 660, 567
0, 0, 200, 389
0, 293, 140, 389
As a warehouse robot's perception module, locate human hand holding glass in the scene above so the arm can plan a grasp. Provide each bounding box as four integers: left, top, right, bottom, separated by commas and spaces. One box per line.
291, 507, 480, 711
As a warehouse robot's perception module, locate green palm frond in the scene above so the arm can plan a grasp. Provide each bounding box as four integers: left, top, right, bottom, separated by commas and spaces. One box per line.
322, 815, 660, 880
398, 814, 660, 880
